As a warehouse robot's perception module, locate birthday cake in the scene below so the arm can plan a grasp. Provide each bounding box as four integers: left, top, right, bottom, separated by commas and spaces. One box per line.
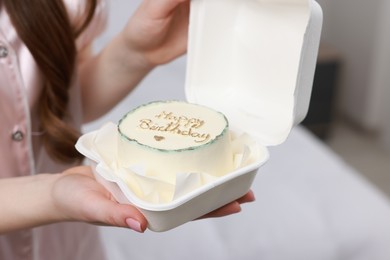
117, 100, 234, 184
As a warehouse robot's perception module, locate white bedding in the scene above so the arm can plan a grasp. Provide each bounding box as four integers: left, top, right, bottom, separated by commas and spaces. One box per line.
89, 2, 390, 259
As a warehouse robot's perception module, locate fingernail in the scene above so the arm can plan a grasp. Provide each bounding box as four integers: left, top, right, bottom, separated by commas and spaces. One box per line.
126, 218, 143, 233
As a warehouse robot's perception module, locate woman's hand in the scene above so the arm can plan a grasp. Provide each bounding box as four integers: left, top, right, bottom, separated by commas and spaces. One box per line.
198, 190, 256, 219
79, 0, 191, 122
58, 166, 255, 225
0, 166, 143, 233
122, 0, 190, 66
57, 166, 255, 229
53, 166, 147, 233
58, 166, 255, 229
0, 165, 254, 234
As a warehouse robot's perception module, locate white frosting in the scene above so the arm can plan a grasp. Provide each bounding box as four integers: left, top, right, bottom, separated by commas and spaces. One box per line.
117, 101, 234, 184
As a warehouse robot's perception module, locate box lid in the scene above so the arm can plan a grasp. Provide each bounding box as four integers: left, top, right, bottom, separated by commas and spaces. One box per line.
185, 0, 323, 146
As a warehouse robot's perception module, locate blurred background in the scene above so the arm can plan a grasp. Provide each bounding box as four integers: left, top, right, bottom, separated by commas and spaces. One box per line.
303, 0, 390, 197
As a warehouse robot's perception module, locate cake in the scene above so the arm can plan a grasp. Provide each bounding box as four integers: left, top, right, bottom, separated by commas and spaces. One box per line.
117, 100, 234, 184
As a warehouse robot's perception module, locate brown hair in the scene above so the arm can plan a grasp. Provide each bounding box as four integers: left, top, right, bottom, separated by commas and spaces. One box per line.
4, 0, 97, 164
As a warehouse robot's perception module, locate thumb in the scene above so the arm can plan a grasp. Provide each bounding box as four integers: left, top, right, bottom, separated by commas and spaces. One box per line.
88, 197, 147, 233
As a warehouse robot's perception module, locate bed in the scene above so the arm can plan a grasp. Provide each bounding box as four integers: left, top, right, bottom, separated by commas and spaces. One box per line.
85, 2, 390, 259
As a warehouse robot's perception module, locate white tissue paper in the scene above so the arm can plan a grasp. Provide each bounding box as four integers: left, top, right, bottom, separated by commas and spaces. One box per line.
76, 122, 263, 205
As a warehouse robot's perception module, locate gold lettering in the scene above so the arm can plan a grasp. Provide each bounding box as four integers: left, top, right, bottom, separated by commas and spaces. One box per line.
137, 110, 213, 144
139, 119, 152, 129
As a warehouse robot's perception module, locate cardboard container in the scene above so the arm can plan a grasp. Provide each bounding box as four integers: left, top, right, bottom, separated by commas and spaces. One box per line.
76, 0, 322, 232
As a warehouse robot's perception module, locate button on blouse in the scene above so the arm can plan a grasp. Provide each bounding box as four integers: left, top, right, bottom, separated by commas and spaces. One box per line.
12, 129, 24, 141
0, 43, 8, 57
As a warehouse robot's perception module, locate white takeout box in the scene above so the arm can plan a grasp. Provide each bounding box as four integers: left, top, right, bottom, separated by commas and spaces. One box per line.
76, 0, 322, 232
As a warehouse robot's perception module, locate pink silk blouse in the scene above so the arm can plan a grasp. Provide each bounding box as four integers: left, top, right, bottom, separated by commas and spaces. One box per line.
0, 1, 108, 259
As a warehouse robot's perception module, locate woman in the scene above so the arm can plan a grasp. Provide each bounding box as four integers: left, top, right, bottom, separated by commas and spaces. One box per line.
0, 0, 255, 259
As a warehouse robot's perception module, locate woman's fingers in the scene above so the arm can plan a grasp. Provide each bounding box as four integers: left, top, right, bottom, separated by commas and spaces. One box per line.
236, 190, 256, 204
197, 190, 256, 219
54, 168, 147, 232
85, 194, 147, 232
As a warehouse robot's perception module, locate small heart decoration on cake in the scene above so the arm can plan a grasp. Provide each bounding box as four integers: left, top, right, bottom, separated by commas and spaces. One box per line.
154, 135, 165, 142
